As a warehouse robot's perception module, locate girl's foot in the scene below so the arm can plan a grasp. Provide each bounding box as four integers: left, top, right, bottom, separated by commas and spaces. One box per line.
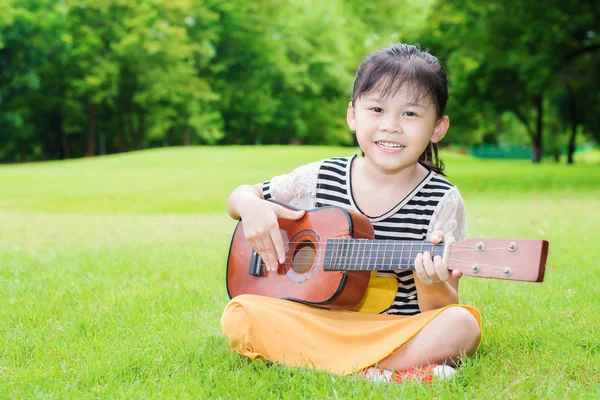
360, 364, 456, 384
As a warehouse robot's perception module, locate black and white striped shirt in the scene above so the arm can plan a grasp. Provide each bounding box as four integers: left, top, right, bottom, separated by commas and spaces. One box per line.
263, 155, 466, 316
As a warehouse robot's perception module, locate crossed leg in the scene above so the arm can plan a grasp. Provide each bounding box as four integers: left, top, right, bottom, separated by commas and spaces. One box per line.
377, 306, 481, 371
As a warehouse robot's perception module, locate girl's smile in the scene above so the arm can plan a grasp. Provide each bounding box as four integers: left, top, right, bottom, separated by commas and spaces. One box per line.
375, 141, 405, 153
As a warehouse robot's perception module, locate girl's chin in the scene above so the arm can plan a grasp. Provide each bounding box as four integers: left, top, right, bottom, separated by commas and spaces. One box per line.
364, 157, 416, 174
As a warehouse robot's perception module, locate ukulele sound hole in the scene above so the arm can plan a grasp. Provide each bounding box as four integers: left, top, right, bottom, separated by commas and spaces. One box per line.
291, 241, 316, 274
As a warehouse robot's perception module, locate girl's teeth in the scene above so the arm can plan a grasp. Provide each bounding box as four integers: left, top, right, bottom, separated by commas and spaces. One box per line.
377, 142, 403, 148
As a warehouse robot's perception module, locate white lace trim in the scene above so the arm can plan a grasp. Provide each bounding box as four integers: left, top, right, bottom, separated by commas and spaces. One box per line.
426, 186, 468, 243
266, 160, 322, 209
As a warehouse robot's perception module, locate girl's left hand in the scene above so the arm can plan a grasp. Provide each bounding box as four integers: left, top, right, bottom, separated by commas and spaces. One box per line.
414, 230, 463, 285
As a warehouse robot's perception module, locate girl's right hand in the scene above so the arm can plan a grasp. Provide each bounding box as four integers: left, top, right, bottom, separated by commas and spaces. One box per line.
240, 199, 305, 272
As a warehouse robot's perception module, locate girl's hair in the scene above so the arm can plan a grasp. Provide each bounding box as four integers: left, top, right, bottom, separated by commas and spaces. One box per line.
351, 43, 448, 175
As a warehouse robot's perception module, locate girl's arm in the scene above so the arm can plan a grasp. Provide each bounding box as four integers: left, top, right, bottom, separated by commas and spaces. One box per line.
227, 184, 264, 220
415, 279, 458, 312
413, 187, 467, 312
227, 183, 305, 271
413, 231, 461, 312
227, 161, 321, 269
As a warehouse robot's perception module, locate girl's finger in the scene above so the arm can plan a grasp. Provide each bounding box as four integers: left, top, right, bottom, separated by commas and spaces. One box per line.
270, 227, 287, 265
259, 237, 276, 271
452, 269, 463, 279
422, 252, 437, 280
249, 239, 268, 271
434, 255, 450, 281
430, 230, 445, 244
414, 253, 432, 285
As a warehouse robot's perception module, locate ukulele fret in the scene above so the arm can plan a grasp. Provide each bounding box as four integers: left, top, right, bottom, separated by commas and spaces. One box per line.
360, 240, 367, 271
324, 239, 446, 271
348, 242, 356, 271
340, 239, 346, 270
383, 240, 388, 271
323, 240, 332, 270
333, 239, 341, 270
356, 240, 363, 271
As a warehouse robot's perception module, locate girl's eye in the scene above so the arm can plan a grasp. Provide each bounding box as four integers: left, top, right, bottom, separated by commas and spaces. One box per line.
403, 111, 417, 117
371, 107, 384, 113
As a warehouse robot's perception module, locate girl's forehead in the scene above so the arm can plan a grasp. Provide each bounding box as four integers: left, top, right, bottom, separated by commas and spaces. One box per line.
360, 86, 433, 107
359, 76, 433, 105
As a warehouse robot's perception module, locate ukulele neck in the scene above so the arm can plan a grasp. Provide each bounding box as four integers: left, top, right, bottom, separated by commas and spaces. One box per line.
323, 239, 445, 272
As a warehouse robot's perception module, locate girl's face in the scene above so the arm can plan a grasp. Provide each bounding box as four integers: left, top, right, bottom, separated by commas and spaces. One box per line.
347, 85, 449, 175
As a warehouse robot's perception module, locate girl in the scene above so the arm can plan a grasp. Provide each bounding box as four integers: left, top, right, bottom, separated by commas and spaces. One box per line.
221, 43, 481, 384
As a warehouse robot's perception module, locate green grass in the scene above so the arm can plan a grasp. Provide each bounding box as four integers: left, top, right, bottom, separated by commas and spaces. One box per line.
1, 146, 599, 399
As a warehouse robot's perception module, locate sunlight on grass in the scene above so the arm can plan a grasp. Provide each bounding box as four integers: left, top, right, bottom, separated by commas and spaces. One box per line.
1, 146, 598, 398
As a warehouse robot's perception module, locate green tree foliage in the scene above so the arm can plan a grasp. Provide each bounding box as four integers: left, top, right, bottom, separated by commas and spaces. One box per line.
424, 0, 600, 162
0, 0, 436, 161
0, 0, 67, 160
0, 0, 598, 162
206, 0, 353, 145
1, 0, 220, 161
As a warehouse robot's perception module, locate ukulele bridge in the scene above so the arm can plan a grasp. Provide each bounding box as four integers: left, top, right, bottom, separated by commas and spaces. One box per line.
248, 251, 265, 277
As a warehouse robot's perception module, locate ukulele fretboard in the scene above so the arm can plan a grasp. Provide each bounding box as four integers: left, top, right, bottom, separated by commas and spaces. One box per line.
323, 239, 444, 272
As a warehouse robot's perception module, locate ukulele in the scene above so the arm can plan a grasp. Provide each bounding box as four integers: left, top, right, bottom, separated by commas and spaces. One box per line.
226, 203, 548, 311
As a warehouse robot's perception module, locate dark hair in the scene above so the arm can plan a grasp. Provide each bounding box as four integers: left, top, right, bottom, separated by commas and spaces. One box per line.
351, 43, 448, 175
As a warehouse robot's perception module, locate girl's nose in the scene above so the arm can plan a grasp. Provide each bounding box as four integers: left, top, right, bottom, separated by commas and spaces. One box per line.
381, 116, 402, 133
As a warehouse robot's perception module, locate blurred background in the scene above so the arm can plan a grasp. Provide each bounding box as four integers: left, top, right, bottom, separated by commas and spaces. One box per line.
0, 0, 598, 164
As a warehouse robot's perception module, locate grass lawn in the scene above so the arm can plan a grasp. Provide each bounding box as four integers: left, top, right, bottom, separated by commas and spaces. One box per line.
1, 146, 599, 398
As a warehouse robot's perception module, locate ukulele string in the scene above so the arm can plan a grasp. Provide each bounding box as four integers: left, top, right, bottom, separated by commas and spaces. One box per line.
259, 254, 512, 271
446, 258, 507, 271
257, 240, 514, 271
447, 248, 511, 252
268, 240, 512, 252
271, 248, 508, 260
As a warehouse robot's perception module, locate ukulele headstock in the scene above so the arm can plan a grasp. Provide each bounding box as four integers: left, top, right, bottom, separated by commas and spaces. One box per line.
444, 239, 549, 282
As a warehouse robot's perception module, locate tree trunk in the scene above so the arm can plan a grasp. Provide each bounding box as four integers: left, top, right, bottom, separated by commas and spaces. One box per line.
53, 104, 69, 159
553, 150, 560, 162
60, 129, 69, 160
134, 111, 145, 150
118, 111, 128, 152
183, 125, 191, 146
567, 86, 577, 165
532, 95, 543, 163
126, 112, 136, 151
85, 102, 98, 157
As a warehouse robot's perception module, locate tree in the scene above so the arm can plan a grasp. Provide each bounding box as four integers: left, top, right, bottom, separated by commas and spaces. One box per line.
424, 0, 600, 162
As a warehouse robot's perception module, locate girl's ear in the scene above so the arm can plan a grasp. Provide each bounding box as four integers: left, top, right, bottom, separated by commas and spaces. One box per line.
346, 102, 356, 131
431, 115, 450, 143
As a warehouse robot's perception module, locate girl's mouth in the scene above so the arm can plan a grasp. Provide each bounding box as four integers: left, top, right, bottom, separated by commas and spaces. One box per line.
375, 141, 405, 152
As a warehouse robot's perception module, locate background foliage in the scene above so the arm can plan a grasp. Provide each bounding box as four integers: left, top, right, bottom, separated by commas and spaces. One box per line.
0, 0, 598, 162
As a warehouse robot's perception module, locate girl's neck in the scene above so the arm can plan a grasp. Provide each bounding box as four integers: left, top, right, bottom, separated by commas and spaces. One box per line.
349, 157, 431, 218
358, 157, 429, 189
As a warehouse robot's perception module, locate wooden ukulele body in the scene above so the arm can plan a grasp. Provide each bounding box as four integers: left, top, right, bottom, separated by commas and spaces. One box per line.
226, 206, 374, 309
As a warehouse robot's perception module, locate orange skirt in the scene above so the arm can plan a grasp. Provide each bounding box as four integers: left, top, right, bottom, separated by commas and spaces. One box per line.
221, 294, 481, 375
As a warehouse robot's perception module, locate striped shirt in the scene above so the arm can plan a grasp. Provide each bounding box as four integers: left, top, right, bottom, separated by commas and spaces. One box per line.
263, 155, 465, 315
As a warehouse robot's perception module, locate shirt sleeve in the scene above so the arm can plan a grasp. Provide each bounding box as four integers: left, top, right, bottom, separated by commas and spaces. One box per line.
262, 160, 322, 209
426, 186, 468, 243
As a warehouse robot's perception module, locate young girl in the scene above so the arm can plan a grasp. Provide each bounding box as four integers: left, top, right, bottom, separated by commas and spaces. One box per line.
221, 43, 481, 384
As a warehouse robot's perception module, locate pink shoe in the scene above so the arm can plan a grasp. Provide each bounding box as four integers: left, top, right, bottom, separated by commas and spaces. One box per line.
393, 364, 456, 384
360, 364, 456, 384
